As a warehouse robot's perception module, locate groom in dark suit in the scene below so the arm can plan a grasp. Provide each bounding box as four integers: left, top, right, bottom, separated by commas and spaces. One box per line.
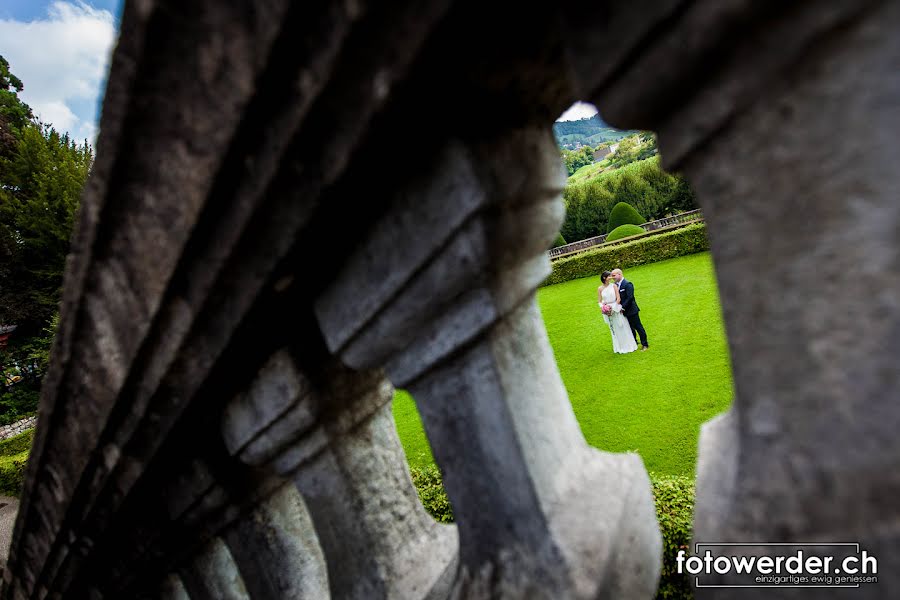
612, 268, 648, 351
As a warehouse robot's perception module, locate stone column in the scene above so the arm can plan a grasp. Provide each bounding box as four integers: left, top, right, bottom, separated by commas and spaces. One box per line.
221, 352, 458, 599
670, 2, 900, 597
159, 574, 191, 600
178, 538, 250, 600
223, 485, 329, 600
314, 131, 662, 598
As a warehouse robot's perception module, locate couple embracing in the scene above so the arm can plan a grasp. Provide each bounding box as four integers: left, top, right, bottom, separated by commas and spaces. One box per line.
597, 268, 649, 354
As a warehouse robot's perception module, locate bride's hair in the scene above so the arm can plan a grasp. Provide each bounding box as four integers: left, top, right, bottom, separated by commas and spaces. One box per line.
601, 270, 611, 283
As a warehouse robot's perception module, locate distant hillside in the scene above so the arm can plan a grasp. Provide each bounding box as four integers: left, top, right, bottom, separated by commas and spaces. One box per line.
553, 115, 633, 149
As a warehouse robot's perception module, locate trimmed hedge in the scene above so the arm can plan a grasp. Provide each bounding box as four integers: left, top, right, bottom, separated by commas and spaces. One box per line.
410, 464, 695, 600
0, 429, 34, 456
552, 232, 567, 248
0, 430, 34, 497
543, 223, 709, 287
606, 223, 645, 242
607, 201, 645, 233
0, 451, 28, 496
651, 474, 695, 599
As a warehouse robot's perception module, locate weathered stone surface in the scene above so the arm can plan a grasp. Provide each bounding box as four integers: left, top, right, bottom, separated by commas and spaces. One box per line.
4, 0, 898, 598
224, 485, 328, 600
159, 574, 191, 600
0, 418, 35, 442
222, 353, 458, 599
683, 2, 900, 597
315, 129, 662, 598
179, 538, 249, 600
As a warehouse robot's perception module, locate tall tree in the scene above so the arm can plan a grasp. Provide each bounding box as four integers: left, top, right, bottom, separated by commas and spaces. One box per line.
0, 55, 34, 166
0, 57, 91, 415
0, 125, 92, 333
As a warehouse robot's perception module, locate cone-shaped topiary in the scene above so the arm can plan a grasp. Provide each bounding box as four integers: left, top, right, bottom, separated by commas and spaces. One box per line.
606, 201, 645, 233
606, 223, 645, 242
552, 233, 567, 248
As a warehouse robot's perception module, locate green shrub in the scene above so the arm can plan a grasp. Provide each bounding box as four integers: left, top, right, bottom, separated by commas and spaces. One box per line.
651, 474, 695, 599
410, 464, 453, 523
0, 386, 40, 425
0, 449, 29, 496
543, 224, 709, 287
0, 429, 34, 457
606, 223, 645, 242
607, 201, 645, 233
561, 157, 697, 243
409, 464, 695, 600
552, 233, 567, 248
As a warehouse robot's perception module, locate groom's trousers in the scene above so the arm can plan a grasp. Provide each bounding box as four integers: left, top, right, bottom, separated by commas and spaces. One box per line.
626, 312, 649, 348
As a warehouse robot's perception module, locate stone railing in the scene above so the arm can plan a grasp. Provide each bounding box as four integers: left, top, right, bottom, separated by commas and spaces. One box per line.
3, 1, 897, 599
0, 416, 36, 442
548, 209, 703, 259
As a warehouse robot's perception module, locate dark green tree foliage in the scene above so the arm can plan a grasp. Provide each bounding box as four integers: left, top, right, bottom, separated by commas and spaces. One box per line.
561, 157, 697, 243
0, 57, 91, 422
0, 55, 33, 167
606, 223, 645, 242
560, 146, 594, 176
607, 202, 645, 233
552, 115, 613, 139
552, 233, 567, 248
608, 133, 658, 169
1, 125, 92, 332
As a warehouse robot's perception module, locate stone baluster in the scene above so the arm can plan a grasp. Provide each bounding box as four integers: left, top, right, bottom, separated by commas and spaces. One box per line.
679, 2, 900, 596
159, 575, 191, 600
222, 485, 329, 599
221, 351, 458, 599
178, 538, 250, 600
313, 131, 662, 598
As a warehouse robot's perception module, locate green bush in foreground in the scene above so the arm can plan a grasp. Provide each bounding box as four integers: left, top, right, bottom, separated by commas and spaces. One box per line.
410, 464, 454, 523
0, 429, 34, 456
543, 223, 709, 287
0, 451, 28, 496
606, 223, 645, 242
0, 430, 34, 496
409, 464, 694, 600
652, 474, 695, 599
607, 201, 645, 233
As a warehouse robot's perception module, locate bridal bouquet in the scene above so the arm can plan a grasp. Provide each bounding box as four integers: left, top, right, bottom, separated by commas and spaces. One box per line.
601, 304, 612, 316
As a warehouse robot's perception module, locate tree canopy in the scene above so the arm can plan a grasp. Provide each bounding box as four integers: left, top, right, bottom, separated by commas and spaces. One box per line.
561, 157, 697, 243
0, 55, 92, 420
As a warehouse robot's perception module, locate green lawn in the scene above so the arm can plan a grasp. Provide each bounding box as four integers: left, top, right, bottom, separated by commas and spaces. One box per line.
392, 251, 734, 476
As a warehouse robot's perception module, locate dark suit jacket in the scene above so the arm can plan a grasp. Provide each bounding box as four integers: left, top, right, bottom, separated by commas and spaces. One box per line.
617, 279, 640, 316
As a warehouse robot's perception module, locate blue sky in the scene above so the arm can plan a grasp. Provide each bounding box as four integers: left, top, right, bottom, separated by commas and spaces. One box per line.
1, 1, 121, 143
0, 0, 120, 21
1, 1, 591, 145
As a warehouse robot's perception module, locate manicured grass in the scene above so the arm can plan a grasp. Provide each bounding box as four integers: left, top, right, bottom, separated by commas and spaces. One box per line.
392, 252, 733, 476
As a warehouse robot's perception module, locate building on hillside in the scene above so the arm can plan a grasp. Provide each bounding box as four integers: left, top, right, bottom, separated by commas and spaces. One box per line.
592, 146, 610, 162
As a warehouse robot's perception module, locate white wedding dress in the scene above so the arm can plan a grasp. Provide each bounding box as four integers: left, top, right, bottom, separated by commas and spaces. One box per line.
600, 284, 638, 354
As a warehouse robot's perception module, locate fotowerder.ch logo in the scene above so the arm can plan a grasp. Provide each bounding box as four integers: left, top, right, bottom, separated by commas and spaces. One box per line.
678, 543, 878, 588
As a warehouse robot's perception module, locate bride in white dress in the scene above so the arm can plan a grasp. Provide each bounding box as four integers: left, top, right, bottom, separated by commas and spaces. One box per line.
598, 270, 638, 354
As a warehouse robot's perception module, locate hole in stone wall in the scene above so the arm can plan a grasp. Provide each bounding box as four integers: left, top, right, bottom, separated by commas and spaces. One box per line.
544, 101, 733, 479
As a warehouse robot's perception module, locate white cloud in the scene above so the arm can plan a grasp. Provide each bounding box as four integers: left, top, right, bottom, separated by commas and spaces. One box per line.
556, 101, 598, 122
0, 1, 116, 144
